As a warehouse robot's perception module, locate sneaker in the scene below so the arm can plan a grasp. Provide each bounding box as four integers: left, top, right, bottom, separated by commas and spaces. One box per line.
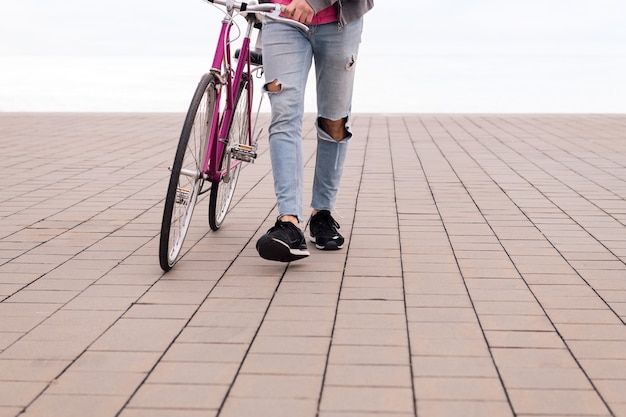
256, 219, 310, 262
309, 210, 344, 250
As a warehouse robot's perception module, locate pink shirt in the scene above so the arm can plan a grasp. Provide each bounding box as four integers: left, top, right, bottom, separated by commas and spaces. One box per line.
272, 0, 338, 25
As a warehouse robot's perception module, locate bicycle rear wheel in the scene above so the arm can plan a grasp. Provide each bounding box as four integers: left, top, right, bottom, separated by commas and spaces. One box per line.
208, 76, 251, 230
160, 73, 217, 271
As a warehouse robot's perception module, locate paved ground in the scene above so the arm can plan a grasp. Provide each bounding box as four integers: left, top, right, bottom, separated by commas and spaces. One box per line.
1, 112, 626, 417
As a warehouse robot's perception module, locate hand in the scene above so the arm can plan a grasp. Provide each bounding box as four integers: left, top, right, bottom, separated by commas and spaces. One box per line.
284, 0, 314, 24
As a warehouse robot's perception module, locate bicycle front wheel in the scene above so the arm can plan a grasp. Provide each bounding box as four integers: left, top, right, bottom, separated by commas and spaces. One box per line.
208, 77, 251, 230
160, 73, 217, 271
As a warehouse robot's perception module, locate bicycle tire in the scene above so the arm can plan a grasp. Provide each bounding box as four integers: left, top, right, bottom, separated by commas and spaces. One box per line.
159, 73, 218, 271
208, 76, 251, 230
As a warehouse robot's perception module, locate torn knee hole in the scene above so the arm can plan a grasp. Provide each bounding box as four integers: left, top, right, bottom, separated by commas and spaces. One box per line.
319, 117, 349, 142
265, 79, 282, 92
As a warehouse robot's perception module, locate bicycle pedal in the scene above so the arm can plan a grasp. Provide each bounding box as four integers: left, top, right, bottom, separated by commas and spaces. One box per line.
230, 144, 257, 162
175, 187, 190, 205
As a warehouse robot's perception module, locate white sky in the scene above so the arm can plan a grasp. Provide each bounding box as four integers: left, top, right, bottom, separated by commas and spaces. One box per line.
1, 0, 625, 112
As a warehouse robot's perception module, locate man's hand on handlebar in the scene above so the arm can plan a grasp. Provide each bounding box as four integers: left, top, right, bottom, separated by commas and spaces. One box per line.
283, 0, 314, 24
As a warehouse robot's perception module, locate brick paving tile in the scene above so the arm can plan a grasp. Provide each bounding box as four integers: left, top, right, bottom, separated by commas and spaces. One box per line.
2, 113, 626, 417
119, 410, 211, 417
412, 338, 492, 358
18, 394, 129, 417
414, 377, 507, 401
229, 374, 322, 398
128, 383, 229, 410
507, 389, 611, 415
320, 386, 414, 413
219, 397, 318, 417
325, 364, 412, 387
249, 335, 330, 355
416, 400, 514, 417
46, 370, 146, 396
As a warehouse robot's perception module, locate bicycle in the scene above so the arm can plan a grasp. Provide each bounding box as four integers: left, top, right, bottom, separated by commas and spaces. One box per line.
159, 0, 307, 271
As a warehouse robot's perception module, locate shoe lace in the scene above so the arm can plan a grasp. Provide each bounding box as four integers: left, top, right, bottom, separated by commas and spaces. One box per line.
269, 219, 303, 240
314, 211, 340, 233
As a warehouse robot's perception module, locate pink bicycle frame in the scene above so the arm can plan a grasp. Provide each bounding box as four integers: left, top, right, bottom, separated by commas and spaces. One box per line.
203, 13, 254, 183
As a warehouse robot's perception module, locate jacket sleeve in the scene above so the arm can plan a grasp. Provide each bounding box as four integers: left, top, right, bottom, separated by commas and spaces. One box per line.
306, 0, 336, 13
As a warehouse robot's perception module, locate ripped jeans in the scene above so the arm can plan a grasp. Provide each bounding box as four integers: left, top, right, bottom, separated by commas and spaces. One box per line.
261, 17, 363, 222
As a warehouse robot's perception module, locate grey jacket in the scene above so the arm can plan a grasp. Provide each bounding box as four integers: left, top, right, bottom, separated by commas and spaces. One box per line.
308, 0, 374, 25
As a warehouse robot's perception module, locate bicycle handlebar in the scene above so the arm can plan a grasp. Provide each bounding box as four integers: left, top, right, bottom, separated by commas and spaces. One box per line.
203, 0, 309, 32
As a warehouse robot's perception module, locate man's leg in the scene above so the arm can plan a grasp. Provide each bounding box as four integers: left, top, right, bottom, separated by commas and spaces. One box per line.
308, 18, 363, 250
256, 22, 313, 262
262, 21, 312, 223
310, 18, 363, 213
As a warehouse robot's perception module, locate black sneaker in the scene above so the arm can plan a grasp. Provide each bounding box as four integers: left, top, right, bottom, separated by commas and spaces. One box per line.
256, 219, 310, 262
309, 210, 344, 250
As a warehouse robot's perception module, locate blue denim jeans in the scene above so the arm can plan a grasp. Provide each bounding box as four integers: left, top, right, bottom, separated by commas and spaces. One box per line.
261, 17, 363, 222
